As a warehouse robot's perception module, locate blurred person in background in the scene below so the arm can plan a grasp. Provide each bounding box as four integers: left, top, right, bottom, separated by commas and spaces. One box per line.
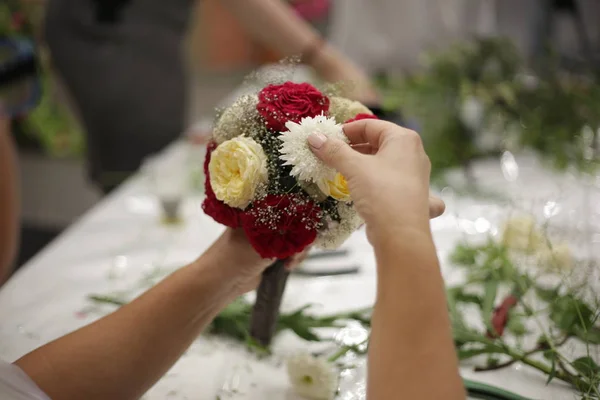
44, 0, 377, 194
0, 35, 39, 285
0, 116, 19, 286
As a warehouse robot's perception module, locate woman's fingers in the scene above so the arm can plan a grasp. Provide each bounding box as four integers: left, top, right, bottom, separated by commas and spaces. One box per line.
429, 195, 445, 218
342, 119, 406, 148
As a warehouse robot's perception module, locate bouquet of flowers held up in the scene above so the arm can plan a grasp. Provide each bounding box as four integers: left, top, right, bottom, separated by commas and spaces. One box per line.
203, 81, 376, 345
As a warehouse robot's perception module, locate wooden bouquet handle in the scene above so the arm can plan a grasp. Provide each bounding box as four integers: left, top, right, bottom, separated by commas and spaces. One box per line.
250, 259, 290, 347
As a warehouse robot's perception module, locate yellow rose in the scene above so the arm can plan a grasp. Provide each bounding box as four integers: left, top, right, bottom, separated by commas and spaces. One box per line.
328, 97, 373, 124
209, 137, 268, 208
317, 173, 351, 202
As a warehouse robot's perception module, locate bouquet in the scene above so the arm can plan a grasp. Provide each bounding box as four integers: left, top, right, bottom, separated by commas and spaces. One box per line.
203, 81, 377, 344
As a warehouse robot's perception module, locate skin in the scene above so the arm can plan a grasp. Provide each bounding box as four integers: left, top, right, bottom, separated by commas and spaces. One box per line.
15, 230, 274, 400
309, 120, 465, 400
219, 0, 379, 103
0, 117, 19, 286
12, 119, 460, 400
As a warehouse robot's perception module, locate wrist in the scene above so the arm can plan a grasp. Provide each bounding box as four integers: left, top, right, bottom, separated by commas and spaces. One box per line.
192, 230, 270, 298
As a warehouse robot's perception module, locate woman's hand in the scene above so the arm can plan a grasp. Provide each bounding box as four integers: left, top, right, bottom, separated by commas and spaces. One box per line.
207, 229, 309, 297
307, 119, 444, 246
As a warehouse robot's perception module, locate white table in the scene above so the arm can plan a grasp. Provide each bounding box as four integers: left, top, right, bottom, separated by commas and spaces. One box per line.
0, 144, 597, 399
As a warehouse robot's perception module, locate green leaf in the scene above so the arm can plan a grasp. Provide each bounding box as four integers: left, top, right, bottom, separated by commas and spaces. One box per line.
457, 345, 504, 361
506, 311, 528, 337
450, 243, 479, 266
574, 327, 600, 345
550, 295, 595, 334
535, 286, 560, 302
482, 281, 498, 330
572, 357, 600, 378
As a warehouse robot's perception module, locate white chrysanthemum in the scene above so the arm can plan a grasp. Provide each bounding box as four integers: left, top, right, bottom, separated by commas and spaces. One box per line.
501, 216, 545, 253
316, 203, 363, 250
279, 115, 347, 183
287, 353, 338, 400
328, 96, 373, 124
213, 95, 262, 144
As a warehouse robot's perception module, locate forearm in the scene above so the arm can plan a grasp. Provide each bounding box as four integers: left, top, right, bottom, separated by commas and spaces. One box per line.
368, 232, 465, 400
219, 0, 346, 77
0, 118, 19, 285
16, 235, 239, 400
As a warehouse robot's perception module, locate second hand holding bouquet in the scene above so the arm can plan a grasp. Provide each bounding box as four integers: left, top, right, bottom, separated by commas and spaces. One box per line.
203, 81, 377, 345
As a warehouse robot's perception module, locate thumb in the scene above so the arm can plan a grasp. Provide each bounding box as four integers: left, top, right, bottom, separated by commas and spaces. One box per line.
307, 132, 359, 176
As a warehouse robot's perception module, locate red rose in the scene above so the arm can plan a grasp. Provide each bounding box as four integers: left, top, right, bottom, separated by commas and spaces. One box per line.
202, 142, 241, 228
203, 141, 218, 176
242, 194, 321, 259
345, 113, 379, 123
257, 82, 329, 132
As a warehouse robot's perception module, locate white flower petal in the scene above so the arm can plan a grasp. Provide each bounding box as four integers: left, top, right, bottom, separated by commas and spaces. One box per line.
279, 115, 347, 183
287, 353, 338, 400
316, 203, 363, 250
329, 97, 373, 124
213, 95, 263, 144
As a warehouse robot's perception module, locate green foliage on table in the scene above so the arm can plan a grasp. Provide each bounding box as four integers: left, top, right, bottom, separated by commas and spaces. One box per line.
378, 37, 600, 177
449, 241, 600, 397
89, 240, 600, 397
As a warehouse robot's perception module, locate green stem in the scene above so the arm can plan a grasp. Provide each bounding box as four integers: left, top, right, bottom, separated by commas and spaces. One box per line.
327, 346, 352, 363
88, 294, 127, 306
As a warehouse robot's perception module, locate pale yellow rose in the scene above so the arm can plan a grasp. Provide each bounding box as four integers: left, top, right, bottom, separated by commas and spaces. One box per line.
328, 97, 373, 124
537, 242, 574, 271
208, 137, 268, 208
501, 216, 544, 253
317, 173, 351, 202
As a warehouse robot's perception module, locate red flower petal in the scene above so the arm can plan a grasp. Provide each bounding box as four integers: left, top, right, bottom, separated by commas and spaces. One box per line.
257, 82, 330, 133
345, 113, 379, 124
241, 194, 321, 259
202, 142, 241, 228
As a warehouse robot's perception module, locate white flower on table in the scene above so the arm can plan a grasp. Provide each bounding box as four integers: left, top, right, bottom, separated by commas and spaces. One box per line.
287, 353, 339, 400
501, 215, 574, 271
537, 241, 574, 271
501, 215, 545, 253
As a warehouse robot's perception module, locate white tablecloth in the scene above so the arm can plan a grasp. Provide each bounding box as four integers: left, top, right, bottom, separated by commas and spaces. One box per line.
0, 144, 597, 399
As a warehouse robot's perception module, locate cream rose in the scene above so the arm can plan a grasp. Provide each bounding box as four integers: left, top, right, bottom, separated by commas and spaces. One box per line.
501, 216, 544, 253
208, 137, 268, 208
328, 96, 373, 124
317, 173, 351, 202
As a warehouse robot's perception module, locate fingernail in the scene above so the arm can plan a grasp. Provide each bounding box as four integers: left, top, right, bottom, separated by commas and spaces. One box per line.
308, 132, 327, 149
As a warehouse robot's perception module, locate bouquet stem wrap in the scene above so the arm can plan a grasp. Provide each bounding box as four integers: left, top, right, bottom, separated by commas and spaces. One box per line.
250, 259, 289, 346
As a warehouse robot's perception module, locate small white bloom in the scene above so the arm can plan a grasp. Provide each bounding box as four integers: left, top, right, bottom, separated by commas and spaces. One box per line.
287, 353, 338, 400
316, 203, 363, 250
328, 97, 373, 124
213, 95, 262, 144
279, 115, 347, 183
501, 216, 545, 253
537, 241, 574, 271
460, 96, 485, 131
